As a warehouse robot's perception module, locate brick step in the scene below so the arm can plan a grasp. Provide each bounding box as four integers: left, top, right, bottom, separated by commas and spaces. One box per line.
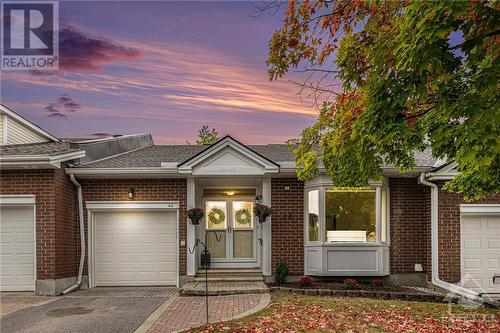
193, 276, 264, 282
179, 281, 269, 296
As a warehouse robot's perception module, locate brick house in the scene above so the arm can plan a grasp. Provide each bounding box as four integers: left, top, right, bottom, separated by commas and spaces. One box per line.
1, 104, 499, 300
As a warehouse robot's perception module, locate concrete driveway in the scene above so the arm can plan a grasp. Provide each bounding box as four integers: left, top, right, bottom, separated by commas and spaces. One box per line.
0, 287, 174, 333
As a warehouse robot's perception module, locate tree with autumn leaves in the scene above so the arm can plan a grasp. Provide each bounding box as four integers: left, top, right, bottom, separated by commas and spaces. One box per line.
267, 0, 499, 200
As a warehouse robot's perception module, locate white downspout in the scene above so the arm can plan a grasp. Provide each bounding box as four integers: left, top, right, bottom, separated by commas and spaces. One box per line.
418, 173, 480, 301
61, 175, 85, 295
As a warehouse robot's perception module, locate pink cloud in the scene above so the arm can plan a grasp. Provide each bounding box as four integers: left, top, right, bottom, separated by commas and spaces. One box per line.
59, 25, 140, 71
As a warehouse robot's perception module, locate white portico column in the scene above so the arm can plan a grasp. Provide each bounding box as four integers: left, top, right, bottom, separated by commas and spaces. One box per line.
186, 177, 197, 276
261, 177, 272, 276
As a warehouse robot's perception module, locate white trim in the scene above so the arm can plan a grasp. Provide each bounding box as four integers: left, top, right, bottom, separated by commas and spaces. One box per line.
0, 150, 86, 168
0, 104, 59, 142
0, 194, 36, 205
86, 200, 180, 288
460, 204, 500, 216
0, 195, 37, 292
261, 177, 272, 276
186, 177, 196, 276
178, 136, 279, 174
427, 162, 459, 181
86, 201, 179, 210
66, 167, 178, 175
74, 133, 150, 144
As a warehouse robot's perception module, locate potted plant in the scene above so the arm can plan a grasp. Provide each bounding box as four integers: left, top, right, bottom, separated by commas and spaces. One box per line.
253, 204, 272, 223
186, 208, 204, 225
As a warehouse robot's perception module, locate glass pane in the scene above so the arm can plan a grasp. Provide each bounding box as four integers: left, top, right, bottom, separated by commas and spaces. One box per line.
232, 201, 253, 229
308, 190, 319, 242
206, 201, 227, 230
233, 230, 253, 258
381, 189, 387, 242
325, 188, 376, 242
207, 231, 226, 259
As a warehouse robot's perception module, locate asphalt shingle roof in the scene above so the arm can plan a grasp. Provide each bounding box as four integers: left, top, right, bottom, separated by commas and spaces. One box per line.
80, 143, 296, 168
0, 141, 78, 156
78, 143, 436, 169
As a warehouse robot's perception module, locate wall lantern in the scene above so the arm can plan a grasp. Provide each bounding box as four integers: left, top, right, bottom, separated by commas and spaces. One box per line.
128, 188, 135, 199
255, 195, 262, 205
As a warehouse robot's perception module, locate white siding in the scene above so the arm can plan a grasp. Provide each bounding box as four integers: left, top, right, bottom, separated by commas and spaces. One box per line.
0, 114, 4, 145
6, 117, 48, 145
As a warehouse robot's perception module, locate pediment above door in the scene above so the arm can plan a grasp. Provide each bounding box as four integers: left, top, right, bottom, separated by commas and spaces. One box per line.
178, 136, 279, 176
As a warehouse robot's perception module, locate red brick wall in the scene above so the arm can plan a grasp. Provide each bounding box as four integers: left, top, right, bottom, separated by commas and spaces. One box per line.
271, 178, 304, 275
0, 168, 77, 280
389, 178, 431, 275
437, 182, 500, 282
80, 179, 187, 275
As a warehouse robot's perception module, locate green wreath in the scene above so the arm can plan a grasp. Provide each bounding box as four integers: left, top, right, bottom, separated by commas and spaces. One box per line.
235, 208, 251, 225
208, 207, 225, 225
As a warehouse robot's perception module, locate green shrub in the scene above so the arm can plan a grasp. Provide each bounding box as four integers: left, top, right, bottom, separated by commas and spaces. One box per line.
274, 260, 289, 285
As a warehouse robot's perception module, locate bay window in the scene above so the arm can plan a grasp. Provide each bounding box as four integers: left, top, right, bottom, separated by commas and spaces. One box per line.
325, 188, 376, 242
304, 177, 390, 276
307, 190, 320, 242
305, 180, 389, 245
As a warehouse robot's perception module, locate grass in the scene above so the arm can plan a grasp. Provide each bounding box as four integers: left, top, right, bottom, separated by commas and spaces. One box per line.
189, 292, 499, 332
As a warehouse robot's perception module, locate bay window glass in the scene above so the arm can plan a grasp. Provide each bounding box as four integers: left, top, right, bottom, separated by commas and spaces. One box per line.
307, 190, 319, 242
325, 188, 376, 242
381, 189, 387, 242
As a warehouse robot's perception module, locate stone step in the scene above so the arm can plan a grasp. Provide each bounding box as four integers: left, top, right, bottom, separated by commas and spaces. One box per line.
194, 268, 263, 282
193, 276, 264, 282
197, 268, 262, 275
179, 281, 269, 296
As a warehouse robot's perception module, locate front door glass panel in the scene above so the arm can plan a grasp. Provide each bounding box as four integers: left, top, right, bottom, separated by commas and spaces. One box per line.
206, 201, 227, 259
232, 201, 254, 259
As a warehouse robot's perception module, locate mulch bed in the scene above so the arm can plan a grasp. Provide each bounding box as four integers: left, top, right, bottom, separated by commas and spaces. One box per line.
268, 281, 457, 303
271, 281, 411, 292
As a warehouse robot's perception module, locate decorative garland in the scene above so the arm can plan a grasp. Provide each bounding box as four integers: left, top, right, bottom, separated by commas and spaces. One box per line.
208, 207, 225, 225
234, 208, 251, 225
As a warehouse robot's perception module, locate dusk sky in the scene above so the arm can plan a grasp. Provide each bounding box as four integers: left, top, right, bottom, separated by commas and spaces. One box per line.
1, 1, 318, 144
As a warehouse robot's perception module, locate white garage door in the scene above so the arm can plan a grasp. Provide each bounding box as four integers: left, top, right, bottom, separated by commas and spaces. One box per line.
93, 210, 177, 286
461, 214, 500, 294
0, 206, 35, 291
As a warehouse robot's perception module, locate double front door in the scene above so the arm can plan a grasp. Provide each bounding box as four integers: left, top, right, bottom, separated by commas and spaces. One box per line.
204, 199, 256, 264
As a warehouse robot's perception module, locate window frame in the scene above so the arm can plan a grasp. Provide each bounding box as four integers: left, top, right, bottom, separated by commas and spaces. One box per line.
304, 179, 389, 246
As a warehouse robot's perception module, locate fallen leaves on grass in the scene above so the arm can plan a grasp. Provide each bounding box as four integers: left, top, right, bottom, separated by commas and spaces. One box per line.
195, 298, 500, 333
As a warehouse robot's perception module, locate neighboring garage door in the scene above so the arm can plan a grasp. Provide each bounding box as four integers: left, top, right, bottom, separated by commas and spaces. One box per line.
93, 210, 177, 286
461, 210, 500, 294
0, 206, 35, 291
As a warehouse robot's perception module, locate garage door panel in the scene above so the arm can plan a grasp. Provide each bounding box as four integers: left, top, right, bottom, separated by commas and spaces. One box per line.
462, 214, 500, 294
0, 206, 35, 291
93, 210, 177, 286
488, 238, 500, 248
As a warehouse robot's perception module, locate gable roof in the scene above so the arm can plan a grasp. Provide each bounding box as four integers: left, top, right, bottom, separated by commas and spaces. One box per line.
76, 143, 294, 169
0, 104, 59, 143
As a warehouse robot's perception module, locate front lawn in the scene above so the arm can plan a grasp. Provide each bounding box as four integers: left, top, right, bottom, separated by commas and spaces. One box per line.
190, 292, 499, 333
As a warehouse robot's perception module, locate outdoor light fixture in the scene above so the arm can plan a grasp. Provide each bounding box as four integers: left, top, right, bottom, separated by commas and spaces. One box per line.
255, 195, 262, 205
128, 188, 135, 199
225, 191, 235, 196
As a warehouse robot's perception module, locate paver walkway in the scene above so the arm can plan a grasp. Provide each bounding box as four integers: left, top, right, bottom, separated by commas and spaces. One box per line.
179, 281, 269, 296
70, 287, 176, 298
142, 294, 266, 333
